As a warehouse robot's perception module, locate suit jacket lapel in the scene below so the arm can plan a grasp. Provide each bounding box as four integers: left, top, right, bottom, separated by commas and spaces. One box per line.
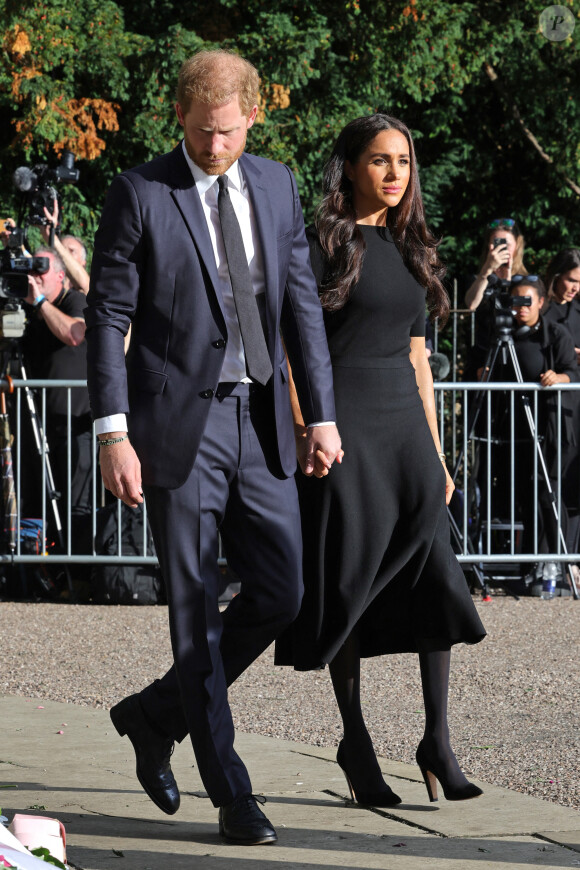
239, 154, 278, 347
168, 145, 226, 322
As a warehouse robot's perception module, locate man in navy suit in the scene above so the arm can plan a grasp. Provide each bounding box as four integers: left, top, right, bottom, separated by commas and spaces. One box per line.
85, 50, 341, 845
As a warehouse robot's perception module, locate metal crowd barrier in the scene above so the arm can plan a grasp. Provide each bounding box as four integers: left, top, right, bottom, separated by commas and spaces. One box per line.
0, 378, 157, 567
434, 381, 580, 566
1, 378, 579, 587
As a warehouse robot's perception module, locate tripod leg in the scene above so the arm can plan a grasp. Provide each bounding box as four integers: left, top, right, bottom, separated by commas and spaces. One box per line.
17, 360, 75, 598
506, 342, 574, 594
447, 508, 491, 599
18, 363, 66, 546
565, 565, 579, 599
451, 341, 503, 484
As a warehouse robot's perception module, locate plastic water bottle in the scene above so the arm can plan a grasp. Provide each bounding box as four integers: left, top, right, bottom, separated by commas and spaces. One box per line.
540, 562, 558, 600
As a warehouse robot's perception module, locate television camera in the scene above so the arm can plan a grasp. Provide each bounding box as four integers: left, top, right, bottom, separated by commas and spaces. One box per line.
484, 274, 532, 337
0, 230, 48, 340
1, 150, 79, 338
12, 150, 79, 227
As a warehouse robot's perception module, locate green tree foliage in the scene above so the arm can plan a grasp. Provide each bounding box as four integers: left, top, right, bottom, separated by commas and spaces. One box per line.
0, 0, 578, 280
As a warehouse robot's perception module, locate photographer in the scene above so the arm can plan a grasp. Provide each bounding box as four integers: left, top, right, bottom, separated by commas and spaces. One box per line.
0, 218, 17, 248
0, 218, 31, 256
463, 219, 530, 380
40, 199, 90, 295
20, 247, 92, 545
464, 218, 528, 311
484, 276, 577, 561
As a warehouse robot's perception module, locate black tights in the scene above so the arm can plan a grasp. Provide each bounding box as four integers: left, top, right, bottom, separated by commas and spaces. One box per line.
329, 631, 385, 791
329, 631, 470, 791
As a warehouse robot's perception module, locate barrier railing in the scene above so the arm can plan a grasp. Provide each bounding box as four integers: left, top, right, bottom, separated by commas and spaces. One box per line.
0, 378, 157, 566
1, 379, 579, 589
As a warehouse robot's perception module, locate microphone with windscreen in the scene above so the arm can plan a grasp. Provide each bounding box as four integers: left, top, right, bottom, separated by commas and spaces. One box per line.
428, 352, 450, 381
13, 166, 37, 192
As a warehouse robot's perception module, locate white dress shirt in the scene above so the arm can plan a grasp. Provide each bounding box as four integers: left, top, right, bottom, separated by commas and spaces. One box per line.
186, 145, 268, 383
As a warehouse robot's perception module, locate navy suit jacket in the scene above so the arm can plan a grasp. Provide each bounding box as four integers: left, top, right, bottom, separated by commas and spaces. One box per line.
85, 144, 335, 488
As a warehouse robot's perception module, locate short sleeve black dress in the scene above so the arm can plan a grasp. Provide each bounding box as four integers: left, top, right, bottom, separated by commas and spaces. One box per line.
542, 299, 580, 513
276, 225, 486, 671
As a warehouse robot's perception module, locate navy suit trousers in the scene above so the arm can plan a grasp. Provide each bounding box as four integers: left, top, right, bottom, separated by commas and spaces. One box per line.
141, 384, 303, 806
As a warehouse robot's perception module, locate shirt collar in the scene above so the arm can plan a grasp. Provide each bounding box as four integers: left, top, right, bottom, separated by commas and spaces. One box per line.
181, 140, 243, 196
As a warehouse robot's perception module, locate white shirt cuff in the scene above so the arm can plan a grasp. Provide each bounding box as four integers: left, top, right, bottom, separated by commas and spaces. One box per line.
95, 414, 332, 434
95, 414, 128, 435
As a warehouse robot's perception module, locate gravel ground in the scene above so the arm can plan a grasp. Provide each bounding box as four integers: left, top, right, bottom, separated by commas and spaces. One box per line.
1, 595, 578, 812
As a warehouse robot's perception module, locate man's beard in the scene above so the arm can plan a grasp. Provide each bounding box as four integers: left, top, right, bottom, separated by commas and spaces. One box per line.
193, 139, 246, 176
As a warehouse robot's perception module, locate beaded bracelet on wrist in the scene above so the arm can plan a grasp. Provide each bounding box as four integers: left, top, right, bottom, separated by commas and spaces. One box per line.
97, 435, 128, 447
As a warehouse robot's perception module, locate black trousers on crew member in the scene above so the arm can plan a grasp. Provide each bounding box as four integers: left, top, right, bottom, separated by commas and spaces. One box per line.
19, 411, 93, 549
141, 383, 303, 807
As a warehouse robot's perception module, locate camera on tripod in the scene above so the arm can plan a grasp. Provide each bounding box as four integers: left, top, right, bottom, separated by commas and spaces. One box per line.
12, 150, 79, 227
484, 275, 532, 337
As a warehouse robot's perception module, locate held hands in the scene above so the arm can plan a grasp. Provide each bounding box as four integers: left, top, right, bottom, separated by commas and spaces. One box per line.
297, 423, 343, 478
98, 435, 144, 507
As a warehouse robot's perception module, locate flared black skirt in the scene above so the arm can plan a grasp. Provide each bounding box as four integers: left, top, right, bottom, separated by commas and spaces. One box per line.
276, 358, 486, 670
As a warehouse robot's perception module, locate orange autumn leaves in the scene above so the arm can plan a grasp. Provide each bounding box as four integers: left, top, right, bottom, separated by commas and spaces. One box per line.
6, 23, 119, 160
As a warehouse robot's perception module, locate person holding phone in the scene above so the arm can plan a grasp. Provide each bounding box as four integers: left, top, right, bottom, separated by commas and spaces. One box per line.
463, 219, 529, 380
464, 218, 528, 312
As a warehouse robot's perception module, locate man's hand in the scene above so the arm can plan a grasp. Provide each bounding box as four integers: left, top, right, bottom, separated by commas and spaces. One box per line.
41, 198, 90, 294
301, 423, 342, 477
98, 435, 144, 507
41, 199, 59, 242
26, 273, 42, 305
540, 370, 568, 387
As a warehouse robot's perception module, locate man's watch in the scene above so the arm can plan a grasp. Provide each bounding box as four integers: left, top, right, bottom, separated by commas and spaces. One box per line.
33, 295, 47, 309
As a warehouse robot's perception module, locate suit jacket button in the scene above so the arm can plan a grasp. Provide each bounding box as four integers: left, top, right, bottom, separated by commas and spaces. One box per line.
200, 389, 214, 399
212, 339, 226, 349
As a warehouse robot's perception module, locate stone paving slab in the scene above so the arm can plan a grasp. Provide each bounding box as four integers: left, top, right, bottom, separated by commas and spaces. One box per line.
537, 829, 580, 852
2, 695, 579, 870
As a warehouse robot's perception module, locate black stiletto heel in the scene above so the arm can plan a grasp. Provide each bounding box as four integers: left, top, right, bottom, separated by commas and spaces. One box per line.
336, 740, 402, 807
415, 741, 483, 802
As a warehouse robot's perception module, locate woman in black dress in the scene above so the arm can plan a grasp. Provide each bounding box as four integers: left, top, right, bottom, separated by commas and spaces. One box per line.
543, 248, 580, 356
276, 114, 486, 805
543, 249, 580, 552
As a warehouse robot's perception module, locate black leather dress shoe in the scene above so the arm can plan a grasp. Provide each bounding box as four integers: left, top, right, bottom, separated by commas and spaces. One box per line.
219, 794, 277, 845
110, 693, 180, 815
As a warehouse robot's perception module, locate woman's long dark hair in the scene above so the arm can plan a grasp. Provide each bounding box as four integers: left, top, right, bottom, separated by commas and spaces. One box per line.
545, 248, 580, 300
315, 113, 448, 322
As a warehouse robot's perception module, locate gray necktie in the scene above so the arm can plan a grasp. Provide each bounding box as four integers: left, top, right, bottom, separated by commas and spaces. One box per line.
217, 174, 273, 385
